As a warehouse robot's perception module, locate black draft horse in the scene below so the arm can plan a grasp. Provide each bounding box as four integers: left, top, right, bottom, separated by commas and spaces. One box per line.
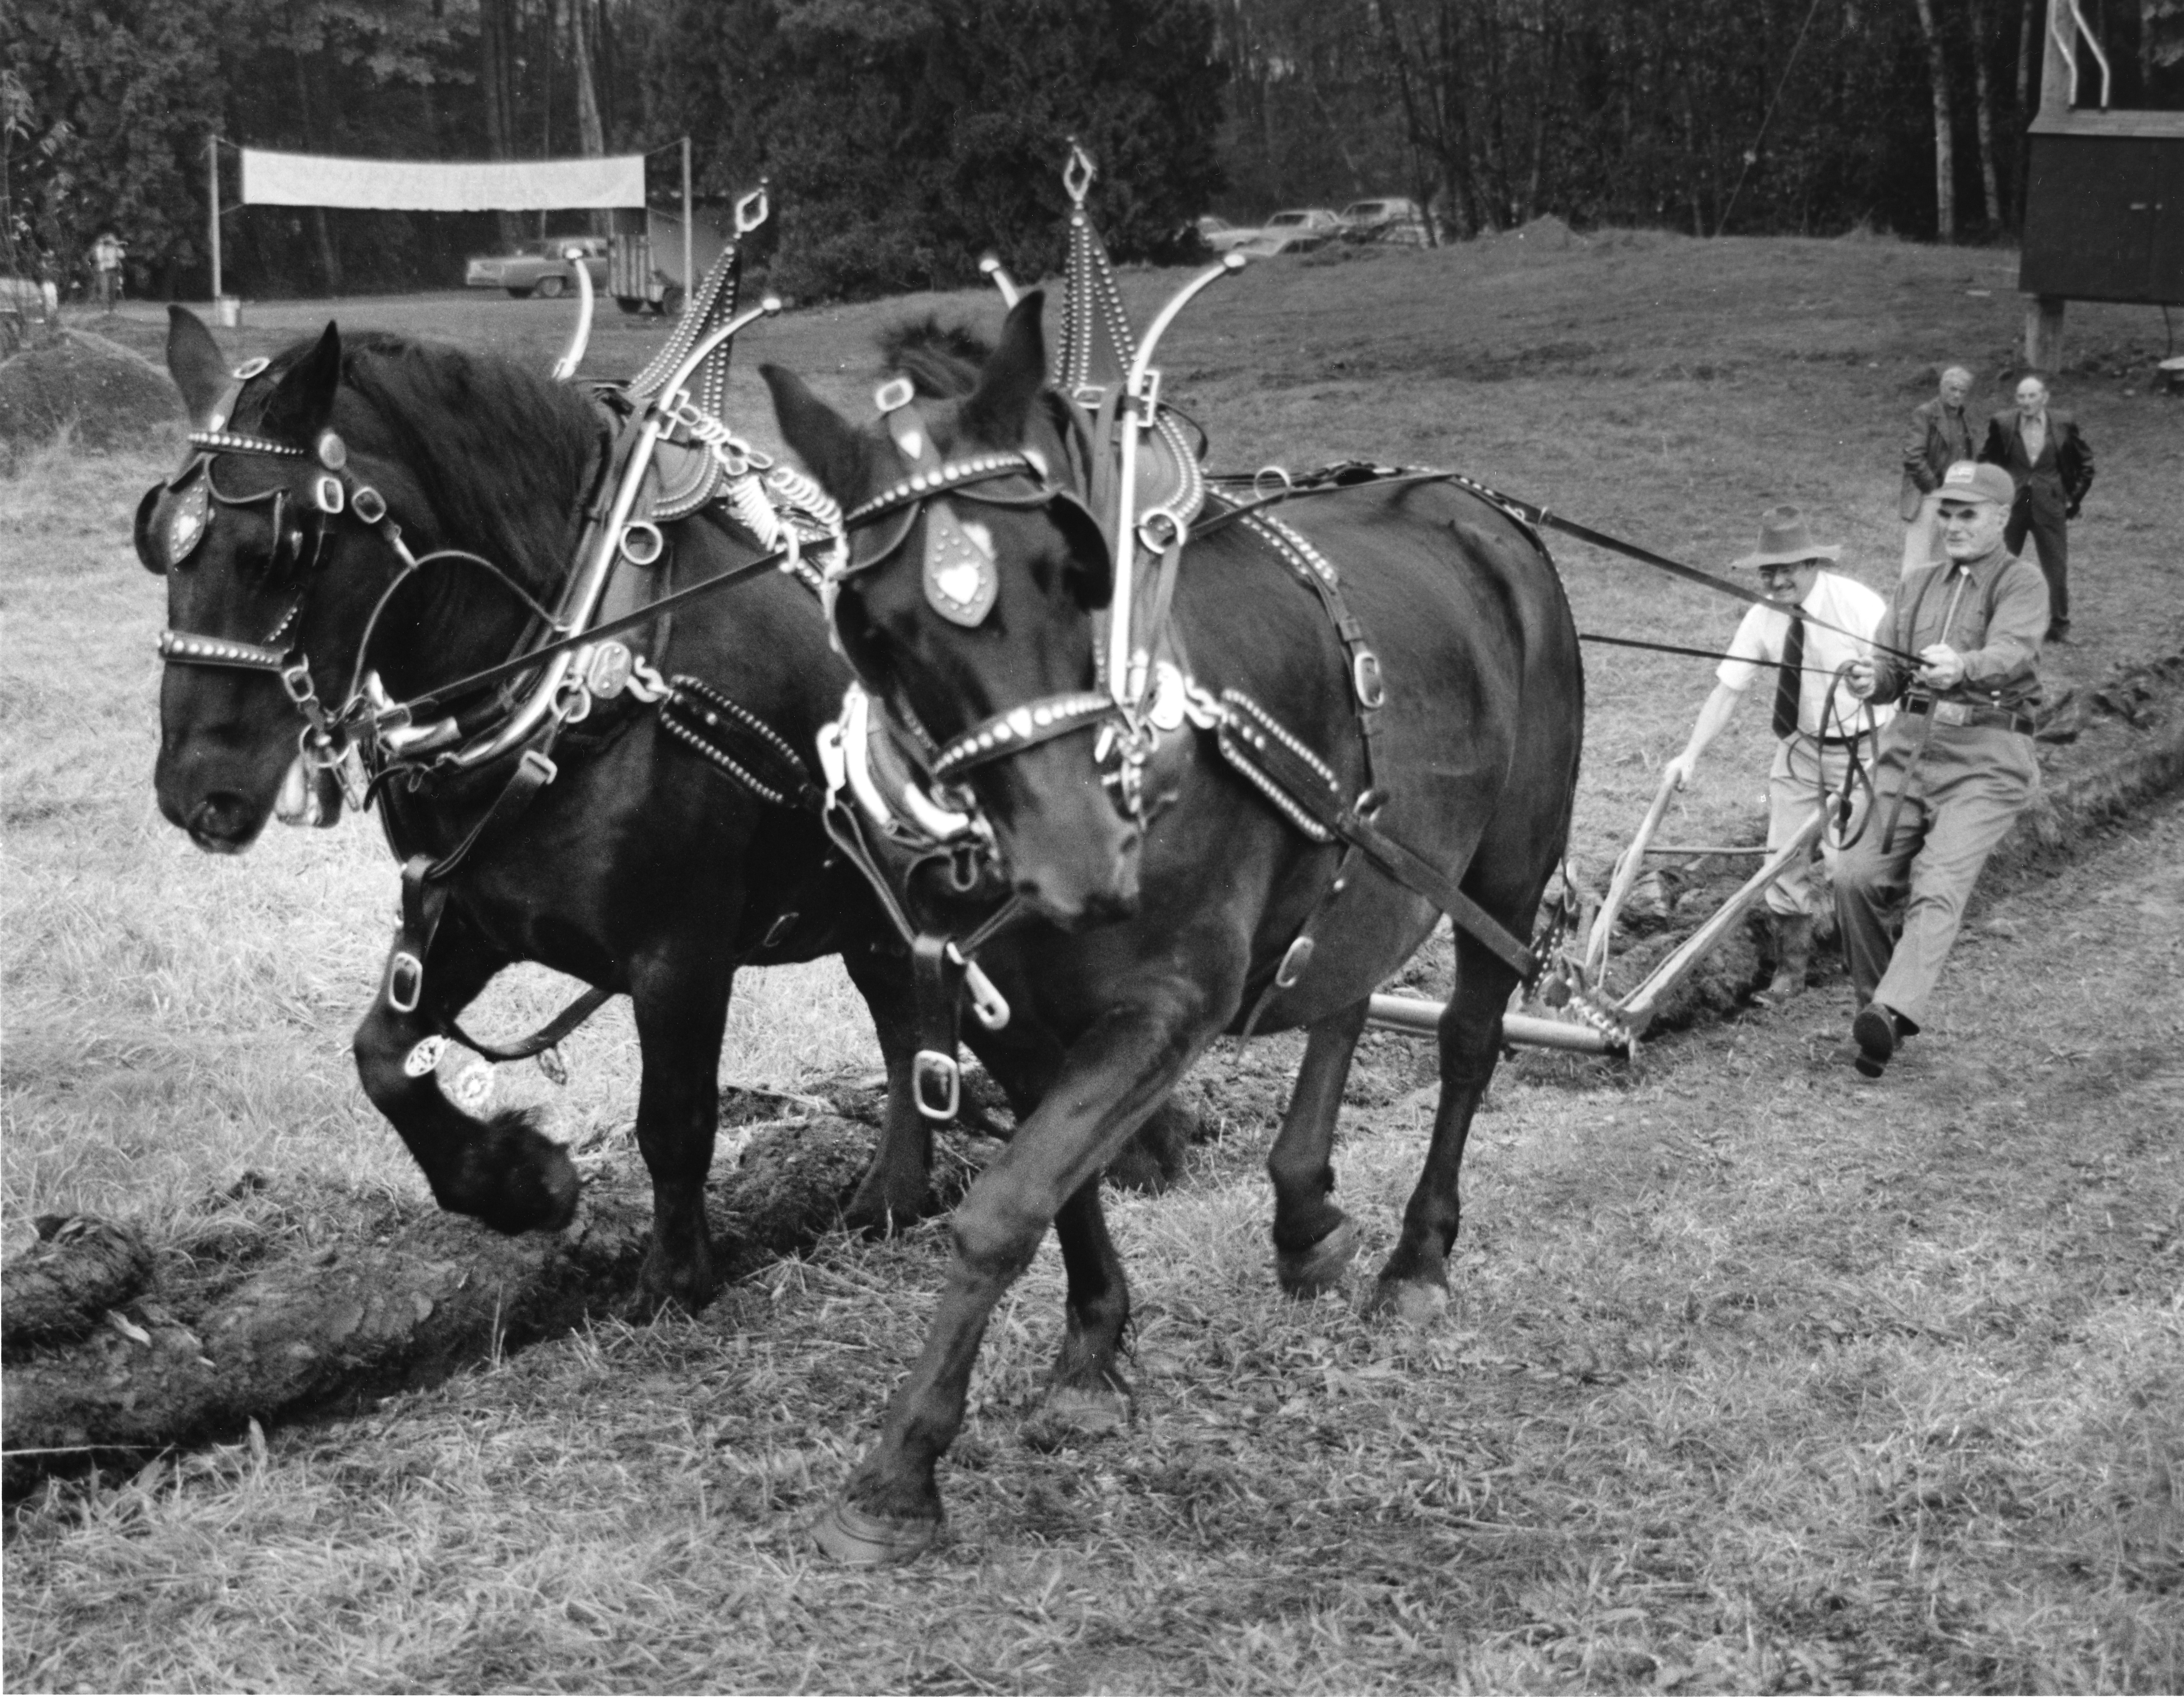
761, 293, 1584, 1560
141, 306, 944, 1311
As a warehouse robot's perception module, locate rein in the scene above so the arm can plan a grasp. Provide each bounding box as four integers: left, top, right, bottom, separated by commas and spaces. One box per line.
1199, 466, 1928, 671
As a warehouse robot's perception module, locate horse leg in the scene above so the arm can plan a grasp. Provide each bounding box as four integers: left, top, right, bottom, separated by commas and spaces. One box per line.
838, 941, 932, 1236
815, 991, 1210, 1563
1268, 997, 1370, 1296
626, 949, 736, 1315
352, 911, 580, 1234
1026, 1176, 1134, 1442
1370, 933, 1520, 1323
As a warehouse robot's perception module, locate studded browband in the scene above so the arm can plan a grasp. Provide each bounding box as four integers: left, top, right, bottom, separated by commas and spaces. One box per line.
835, 450, 1047, 545
928, 690, 1117, 781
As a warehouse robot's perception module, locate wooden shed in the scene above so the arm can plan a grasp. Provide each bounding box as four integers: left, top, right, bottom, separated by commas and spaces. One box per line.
2018, 0, 2184, 365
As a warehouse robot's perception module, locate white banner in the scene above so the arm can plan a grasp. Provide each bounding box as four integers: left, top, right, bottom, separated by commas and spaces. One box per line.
239, 148, 646, 212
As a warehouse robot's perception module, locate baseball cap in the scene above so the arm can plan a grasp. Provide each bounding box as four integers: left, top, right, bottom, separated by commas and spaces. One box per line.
1937, 461, 2014, 506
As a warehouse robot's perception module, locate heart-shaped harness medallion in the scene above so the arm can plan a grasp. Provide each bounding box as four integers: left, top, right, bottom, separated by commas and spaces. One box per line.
923, 501, 998, 627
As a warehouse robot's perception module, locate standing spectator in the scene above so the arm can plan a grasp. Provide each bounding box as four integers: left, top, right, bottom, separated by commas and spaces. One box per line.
1979, 371, 2093, 642
1835, 461, 2048, 1079
1899, 365, 1976, 574
1664, 506, 1889, 1003
90, 231, 126, 312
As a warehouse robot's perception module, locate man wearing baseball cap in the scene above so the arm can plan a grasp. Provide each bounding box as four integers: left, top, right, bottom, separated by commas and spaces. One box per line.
1665, 506, 1890, 1002
1836, 459, 2050, 1077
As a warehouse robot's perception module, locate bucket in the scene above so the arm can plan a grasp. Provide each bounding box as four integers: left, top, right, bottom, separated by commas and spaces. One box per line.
215, 296, 242, 329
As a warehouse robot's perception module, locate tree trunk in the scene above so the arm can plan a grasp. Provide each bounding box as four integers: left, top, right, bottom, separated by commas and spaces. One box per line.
481, 0, 522, 248
287, 8, 343, 291
2015, 0, 2038, 226
1524, 16, 1561, 222
1969, 0, 2004, 230
568, 0, 608, 235
1911, 0, 1957, 241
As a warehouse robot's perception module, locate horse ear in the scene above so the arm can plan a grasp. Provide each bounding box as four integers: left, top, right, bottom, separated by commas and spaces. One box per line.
961, 290, 1046, 447
165, 306, 231, 425
259, 321, 344, 447
761, 364, 871, 501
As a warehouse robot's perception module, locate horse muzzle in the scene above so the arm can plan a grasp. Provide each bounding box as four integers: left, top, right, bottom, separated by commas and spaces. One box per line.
1007, 821, 1143, 930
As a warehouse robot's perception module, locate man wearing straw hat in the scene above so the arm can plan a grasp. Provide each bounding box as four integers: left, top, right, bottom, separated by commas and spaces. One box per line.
1665, 506, 1889, 1003
1837, 460, 2049, 1078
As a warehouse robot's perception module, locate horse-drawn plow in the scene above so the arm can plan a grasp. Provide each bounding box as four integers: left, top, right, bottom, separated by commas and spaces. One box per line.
1368, 769, 1830, 1056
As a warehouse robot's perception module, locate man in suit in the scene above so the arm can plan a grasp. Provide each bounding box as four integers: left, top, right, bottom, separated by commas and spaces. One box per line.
1979, 371, 2093, 641
1899, 365, 1976, 574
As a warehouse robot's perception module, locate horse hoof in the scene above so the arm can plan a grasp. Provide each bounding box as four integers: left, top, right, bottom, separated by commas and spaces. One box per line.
1025, 1383, 1132, 1451
1276, 1216, 1360, 1297
1367, 1276, 1450, 1327
811, 1498, 940, 1565
841, 1180, 931, 1239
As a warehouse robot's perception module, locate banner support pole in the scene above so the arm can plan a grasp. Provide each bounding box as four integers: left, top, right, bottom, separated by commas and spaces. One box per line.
208, 136, 223, 303
680, 137, 693, 316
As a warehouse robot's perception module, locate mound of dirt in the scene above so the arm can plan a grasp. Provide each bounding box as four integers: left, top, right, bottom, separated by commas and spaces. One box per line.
0, 327, 182, 459
1498, 214, 1587, 250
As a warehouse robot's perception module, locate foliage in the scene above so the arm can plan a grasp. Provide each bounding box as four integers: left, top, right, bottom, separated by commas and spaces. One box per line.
651, 0, 1227, 301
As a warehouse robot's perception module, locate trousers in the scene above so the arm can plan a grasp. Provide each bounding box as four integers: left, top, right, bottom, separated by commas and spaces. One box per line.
1764, 733, 1864, 917
1832, 720, 2037, 1027
2004, 497, 2069, 627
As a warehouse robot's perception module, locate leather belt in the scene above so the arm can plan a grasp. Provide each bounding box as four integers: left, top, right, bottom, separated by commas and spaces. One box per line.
1798, 728, 1871, 748
1903, 696, 2034, 736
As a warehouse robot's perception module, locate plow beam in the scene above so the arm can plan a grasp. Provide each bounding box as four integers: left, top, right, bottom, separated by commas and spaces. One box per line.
1366, 994, 1617, 1054
1611, 810, 1825, 1030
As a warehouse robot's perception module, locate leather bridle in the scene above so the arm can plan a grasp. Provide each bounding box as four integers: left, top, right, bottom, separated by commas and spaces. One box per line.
818, 391, 1134, 797
138, 361, 569, 804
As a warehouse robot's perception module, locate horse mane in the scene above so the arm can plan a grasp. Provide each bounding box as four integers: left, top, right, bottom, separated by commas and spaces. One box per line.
878, 318, 991, 399
239, 329, 601, 619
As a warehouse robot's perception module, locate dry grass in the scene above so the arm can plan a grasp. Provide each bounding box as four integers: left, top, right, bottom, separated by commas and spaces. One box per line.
5, 237, 2182, 1691
6, 801, 2179, 1690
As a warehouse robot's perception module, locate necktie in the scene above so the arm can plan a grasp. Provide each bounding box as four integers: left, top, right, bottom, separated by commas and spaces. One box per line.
1771, 612, 1805, 740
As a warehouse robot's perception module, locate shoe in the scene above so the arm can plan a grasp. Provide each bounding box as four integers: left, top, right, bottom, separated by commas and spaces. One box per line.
2049, 622, 2071, 643
1852, 1005, 1897, 1077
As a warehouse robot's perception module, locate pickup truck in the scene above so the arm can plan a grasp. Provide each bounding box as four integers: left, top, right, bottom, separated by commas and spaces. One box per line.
463, 236, 611, 299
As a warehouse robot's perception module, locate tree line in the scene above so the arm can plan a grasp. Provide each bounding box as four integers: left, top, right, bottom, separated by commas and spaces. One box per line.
3, 0, 2180, 306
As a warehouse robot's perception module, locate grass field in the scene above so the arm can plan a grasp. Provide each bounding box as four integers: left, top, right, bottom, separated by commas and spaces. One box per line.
4, 230, 2182, 1691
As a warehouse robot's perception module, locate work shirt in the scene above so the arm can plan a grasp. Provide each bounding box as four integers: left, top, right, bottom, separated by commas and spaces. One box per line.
1716, 571, 1893, 739
1866, 543, 2047, 715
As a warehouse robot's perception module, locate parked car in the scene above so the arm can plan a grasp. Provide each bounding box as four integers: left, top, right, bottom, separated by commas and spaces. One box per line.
1230, 208, 1343, 257
1338, 197, 1433, 245
1197, 214, 1260, 254
464, 235, 610, 299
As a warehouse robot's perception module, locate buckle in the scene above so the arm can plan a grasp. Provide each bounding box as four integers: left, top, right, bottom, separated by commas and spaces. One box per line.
912, 1049, 960, 1120
1351, 650, 1386, 709
1934, 700, 1972, 726
279, 658, 316, 706
386, 951, 424, 1014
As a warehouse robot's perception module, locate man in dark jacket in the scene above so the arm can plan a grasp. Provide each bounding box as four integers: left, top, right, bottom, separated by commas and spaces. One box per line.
1836, 460, 2049, 1079
1899, 365, 1976, 574
1979, 371, 2092, 640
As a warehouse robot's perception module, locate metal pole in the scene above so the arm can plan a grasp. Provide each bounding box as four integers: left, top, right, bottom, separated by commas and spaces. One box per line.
1365, 994, 1614, 1055
680, 136, 693, 314
208, 135, 223, 303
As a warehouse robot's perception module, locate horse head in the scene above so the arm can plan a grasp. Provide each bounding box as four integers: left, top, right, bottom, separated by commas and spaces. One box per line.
140, 307, 594, 852
763, 293, 1144, 930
